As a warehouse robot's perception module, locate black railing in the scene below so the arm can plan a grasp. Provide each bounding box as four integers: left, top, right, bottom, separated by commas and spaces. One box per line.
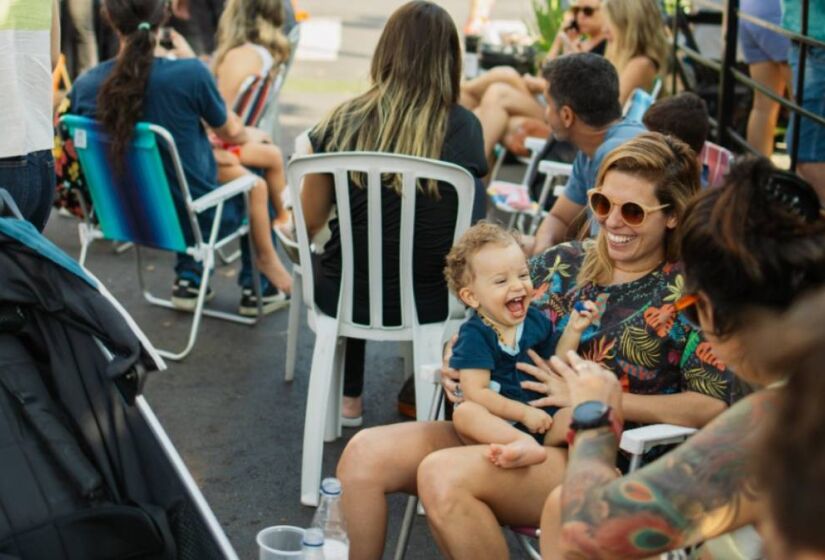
669, 0, 825, 171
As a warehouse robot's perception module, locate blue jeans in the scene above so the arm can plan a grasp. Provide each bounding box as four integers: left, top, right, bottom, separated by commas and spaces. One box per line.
788, 45, 825, 163
0, 150, 56, 232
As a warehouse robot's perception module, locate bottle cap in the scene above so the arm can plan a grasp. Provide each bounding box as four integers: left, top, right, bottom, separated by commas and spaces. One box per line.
320, 477, 342, 496
303, 528, 324, 546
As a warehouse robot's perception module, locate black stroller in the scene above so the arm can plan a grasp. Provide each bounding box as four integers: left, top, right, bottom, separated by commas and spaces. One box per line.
0, 190, 239, 559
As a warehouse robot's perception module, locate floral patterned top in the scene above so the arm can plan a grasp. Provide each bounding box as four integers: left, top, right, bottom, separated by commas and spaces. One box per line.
529, 242, 734, 411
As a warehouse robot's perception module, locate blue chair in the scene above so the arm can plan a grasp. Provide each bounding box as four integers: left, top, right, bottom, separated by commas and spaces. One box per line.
623, 77, 663, 122
60, 115, 263, 360
624, 88, 656, 122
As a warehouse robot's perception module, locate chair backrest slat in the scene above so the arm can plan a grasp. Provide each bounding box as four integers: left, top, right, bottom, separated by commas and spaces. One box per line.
288, 153, 475, 332
397, 171, 418, 328
366, 168, 384, 328
333, 167, 354, 324
59, 115, 192, 253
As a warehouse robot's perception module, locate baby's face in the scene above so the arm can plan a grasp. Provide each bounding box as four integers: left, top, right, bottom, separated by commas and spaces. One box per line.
459, 242, 534, 329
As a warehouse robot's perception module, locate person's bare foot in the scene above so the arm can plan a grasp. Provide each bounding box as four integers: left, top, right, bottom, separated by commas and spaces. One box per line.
487, 440, 547, 469
257, 259, 293, 294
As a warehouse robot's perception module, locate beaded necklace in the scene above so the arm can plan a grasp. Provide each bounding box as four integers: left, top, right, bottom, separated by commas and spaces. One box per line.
477, 311, 511, 346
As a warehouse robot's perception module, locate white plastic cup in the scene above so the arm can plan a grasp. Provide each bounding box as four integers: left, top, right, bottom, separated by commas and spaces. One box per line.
256, 526, 305, 560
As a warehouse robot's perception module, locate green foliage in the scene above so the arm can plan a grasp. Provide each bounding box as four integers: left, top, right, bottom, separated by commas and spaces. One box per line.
530, 0, 566, 54
662, 0, 692, 16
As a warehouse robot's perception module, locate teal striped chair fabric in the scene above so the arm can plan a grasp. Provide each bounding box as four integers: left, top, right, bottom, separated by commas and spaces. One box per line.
58, 115, 262, 361
60, 115, 188, 253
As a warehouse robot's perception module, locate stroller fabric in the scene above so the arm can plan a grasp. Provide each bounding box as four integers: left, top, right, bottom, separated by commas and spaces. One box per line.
0, 218, 229, 559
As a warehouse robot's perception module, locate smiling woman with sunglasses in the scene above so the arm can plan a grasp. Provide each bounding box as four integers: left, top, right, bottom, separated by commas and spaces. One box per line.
540, 155, 825, 559
384, 132, 734, 559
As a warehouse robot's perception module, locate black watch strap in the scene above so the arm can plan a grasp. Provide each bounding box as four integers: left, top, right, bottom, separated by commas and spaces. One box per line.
570, 400, 611, 431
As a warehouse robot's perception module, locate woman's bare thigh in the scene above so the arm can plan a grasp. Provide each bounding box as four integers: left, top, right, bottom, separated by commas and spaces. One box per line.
341, 420, 464, 495
424, 443, 568, 526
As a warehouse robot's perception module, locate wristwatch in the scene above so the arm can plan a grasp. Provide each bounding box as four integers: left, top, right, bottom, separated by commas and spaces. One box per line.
566, 400, 622, 446
569, 400, 612, 430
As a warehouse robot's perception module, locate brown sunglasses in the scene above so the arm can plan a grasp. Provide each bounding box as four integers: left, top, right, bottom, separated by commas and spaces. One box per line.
571, 5, 599, 16
587, 189, 670, 227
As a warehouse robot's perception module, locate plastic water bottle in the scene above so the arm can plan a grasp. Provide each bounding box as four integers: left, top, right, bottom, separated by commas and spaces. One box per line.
301, 528, 325, 559
310, 478, 349, 560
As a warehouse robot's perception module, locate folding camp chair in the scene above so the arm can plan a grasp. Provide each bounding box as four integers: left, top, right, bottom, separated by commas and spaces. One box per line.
701, 141, 734, 188
59, 115, 263, 361
215, 72, 276, 265
487, 138, 573, 234
623, 77, 663, 122
286, 153, 475, 506
258, 24, 302, 145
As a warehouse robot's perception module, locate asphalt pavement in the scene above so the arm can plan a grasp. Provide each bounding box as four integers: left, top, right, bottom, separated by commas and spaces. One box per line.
43, 1, 534, 557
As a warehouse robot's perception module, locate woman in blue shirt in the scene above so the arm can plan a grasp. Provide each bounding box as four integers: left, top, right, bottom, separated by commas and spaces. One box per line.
69, 0, 292, 311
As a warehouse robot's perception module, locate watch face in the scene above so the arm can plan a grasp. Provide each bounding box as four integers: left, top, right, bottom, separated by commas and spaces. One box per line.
573, 400, 610, 428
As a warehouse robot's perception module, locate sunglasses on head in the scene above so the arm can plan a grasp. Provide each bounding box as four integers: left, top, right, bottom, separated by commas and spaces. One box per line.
675, 293, 701, 330
571, 5, 599, 17
764, 170, 822, 223
587, 189, 670, 227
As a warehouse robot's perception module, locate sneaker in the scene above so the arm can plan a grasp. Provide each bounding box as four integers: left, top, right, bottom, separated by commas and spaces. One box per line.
171, 278, 214, 311
238, 285, 289, 316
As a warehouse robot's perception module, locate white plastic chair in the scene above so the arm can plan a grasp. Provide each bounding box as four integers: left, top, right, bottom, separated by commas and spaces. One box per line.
287, 152, 476, 506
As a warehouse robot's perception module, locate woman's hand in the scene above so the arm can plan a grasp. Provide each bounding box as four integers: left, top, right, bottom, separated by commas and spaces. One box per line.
554, 351, 622, 409
168, 28, 196, 59
517, 349, 572, 408
441, 335, 464, 404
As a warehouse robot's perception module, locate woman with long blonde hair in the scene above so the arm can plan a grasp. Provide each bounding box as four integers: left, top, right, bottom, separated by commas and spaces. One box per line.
470, 0, 669, 159
604, 0, 670, 103
210, 0, 293, 260
295, 1, 487, 425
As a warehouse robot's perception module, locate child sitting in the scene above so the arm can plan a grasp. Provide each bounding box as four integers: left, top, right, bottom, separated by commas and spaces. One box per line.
445, 222, 595, 469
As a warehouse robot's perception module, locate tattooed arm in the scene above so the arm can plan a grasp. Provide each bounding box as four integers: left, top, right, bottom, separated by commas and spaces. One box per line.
556, 390, 777, 559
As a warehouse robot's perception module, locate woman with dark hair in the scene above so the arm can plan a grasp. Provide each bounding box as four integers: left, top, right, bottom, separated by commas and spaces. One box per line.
337, 133, 731, 559
753, 290, 825, 560
292, 1, 488, 425
67, 0, 292, 312
540, 157, 825, 558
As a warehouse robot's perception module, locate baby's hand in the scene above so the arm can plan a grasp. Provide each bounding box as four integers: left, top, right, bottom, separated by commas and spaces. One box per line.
521, 407, 553, 434
569, 300, 597, 333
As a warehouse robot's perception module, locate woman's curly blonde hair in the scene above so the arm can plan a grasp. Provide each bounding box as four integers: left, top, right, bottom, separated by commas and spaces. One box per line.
444, 222, 522, 295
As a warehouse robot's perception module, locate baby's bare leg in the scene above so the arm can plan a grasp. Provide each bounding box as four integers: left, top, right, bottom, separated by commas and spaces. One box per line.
453, 401, 547, 468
